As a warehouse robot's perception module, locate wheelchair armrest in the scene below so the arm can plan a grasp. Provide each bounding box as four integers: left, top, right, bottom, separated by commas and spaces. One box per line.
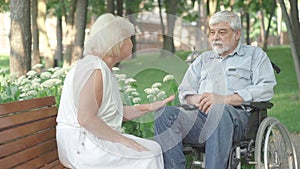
242, 101, 273, 110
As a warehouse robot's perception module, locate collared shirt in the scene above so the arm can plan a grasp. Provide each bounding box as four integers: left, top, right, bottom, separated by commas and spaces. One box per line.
178, 43, 277, 104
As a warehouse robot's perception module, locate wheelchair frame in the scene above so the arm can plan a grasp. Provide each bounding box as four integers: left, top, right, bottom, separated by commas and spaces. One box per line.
183, 102, 298, 169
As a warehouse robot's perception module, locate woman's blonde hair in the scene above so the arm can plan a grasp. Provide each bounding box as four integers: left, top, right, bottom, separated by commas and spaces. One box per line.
83, 13, 135, 58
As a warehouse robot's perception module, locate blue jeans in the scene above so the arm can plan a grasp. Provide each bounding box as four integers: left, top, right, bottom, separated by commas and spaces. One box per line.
154, 105, 250, 169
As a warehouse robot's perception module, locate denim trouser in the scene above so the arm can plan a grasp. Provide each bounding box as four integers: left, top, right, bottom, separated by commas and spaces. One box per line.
154, 104, 250, 169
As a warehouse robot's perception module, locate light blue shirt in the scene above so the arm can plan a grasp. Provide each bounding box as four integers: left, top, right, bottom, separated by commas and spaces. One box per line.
179, 43, 277, 104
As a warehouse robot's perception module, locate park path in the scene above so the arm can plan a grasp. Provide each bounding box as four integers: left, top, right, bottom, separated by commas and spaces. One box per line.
291, 133, 300, 164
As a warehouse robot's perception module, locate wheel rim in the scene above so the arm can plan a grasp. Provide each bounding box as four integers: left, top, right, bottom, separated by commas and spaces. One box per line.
255, 117, 298, 169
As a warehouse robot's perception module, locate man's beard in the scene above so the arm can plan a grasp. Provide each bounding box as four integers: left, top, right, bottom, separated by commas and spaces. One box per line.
211, 34, 236, 55
211, 41, 230, 55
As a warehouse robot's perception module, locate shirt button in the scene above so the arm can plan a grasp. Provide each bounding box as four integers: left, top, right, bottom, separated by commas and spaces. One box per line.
77, 151, 80, 154
82, 142, 85, 146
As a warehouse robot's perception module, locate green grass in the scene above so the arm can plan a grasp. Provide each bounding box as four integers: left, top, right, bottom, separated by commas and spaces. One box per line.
0, 54, 9, 69
266, 46, 300, 134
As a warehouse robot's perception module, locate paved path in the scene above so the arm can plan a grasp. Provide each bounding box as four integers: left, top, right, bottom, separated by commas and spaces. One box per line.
291, 133, 300, 164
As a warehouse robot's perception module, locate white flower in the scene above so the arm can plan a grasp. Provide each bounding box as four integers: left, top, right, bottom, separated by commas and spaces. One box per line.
31, 78, 41, 83
41, 79, 62, 88
20, 77, 31, 85
163, 74, 175, 82
41, 72, 52, 79
26, 70, 37, 78
144, 88, 152, 94
157, 91, 166, 98
32, 64, 43, 70
48, 67, 60, 72
115, 74, 127, 80
131, 91, 140, 96
132, 97, 141, 104
112, 67, 120, 73
51, 68, 66, 78
26, 90, 38, 96
147, 94, 156, 102
0, 68, 8, 74
125, 87, 136, 94
31, 82, 41, 89
149, 87, 160, 95
152, 82, 162, 88
125, 78, 136, 84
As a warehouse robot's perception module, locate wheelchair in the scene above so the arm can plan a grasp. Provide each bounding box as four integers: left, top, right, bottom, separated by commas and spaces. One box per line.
182, 101, 298, 169
183, 49, 298, 169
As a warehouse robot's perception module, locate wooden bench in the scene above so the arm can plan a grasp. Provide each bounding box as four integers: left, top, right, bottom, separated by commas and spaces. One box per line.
0, 96, 67, 169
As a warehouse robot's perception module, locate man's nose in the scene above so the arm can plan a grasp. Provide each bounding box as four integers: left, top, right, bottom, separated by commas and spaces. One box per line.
212, 32, 220, 40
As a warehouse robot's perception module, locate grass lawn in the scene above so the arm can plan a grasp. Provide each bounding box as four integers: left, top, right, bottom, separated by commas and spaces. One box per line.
119, 46, 300, 134
0, 54, 9, 69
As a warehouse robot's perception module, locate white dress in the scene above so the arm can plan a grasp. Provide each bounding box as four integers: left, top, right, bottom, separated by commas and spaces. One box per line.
56, 55, 164, 169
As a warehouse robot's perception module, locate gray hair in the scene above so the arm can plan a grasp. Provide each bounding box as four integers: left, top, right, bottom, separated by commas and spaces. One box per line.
83, 13, 135, 57
209, 11, 241, 31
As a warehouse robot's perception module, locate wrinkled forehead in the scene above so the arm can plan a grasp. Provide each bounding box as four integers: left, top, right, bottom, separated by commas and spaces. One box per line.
209, 22, 232, 30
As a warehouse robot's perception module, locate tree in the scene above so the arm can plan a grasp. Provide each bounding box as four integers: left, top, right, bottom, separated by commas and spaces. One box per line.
38, 0, 54, 69
162, 0, 179, 54
277, 0, 300, 94
62, 0, 76, 67
71, 0, 88, 63
32, 0, 40, 67
9, 0, 31, 77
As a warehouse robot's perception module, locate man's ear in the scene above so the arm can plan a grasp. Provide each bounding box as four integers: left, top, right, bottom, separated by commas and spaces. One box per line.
235, 30, 241, 41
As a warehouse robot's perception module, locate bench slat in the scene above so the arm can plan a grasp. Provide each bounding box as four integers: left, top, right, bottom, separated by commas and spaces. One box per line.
0, 116, 56, 144
0, 106, 57, 130
41, 159, 68, 169
14, 149, 61, 169
0, 96, 56, 115
0, 139, 57, 168
0, 128, 56, 158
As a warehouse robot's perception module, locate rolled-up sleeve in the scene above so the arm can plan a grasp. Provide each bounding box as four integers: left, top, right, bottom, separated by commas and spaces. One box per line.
178, 57, 202, 104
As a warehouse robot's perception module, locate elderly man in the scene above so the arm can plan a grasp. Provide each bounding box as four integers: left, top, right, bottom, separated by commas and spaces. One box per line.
154, 10, 277, 169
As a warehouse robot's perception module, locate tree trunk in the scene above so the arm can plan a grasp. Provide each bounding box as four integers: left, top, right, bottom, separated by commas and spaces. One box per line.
71, 0, 88, 63
263, 0, 276, 50
54, 16, 63, 66
31, 0, 40, 68
106, 0, 115, 14
163, 0, 179, 54
116, 0, 123, 16
62, 0, 76, 67
38, 0, 53, 69
278, 0, 300, 94
9, 0, 31, 77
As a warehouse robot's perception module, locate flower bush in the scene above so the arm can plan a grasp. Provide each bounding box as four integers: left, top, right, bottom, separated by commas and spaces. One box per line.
0, 66, 179, 138
0, 65, 69, 105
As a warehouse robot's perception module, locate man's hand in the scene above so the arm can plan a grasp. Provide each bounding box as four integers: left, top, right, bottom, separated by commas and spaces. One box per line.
187, 93, 225, 114
198, 93, 225, 113
186, 92, 244, 114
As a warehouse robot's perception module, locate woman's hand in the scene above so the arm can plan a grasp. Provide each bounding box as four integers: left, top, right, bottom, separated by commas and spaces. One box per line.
148, 95, 175, 111
119, 136, 149, 152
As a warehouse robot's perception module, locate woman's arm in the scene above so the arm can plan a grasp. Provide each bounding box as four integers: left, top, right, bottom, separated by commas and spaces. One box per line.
77, 70, 147, 151
123, 95, 175, 121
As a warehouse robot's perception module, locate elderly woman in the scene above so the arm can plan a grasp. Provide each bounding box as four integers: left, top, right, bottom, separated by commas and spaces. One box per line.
56, 13, 174, 169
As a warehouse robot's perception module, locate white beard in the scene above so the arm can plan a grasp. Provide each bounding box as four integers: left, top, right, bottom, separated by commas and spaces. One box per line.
211, 41, 230, 55
211, 33, 237, 55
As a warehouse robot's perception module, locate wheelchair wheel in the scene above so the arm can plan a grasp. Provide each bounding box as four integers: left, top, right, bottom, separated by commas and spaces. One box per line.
255, 117, 298, 169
